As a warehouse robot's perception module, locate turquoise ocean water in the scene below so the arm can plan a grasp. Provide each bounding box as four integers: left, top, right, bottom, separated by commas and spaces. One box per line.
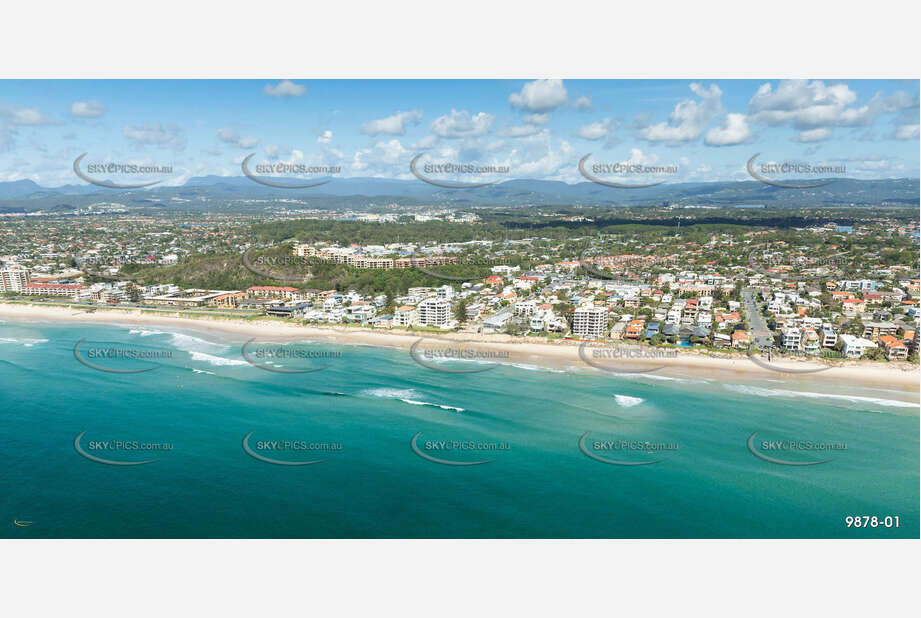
1, 318, 918, 538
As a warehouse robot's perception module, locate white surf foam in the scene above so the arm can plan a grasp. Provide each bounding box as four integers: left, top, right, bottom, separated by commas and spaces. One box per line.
723, 384, 918, 409
0, 337, 48, 347
128, 328, 164, 337
170, 332, 227, 353
613, 394, 645, 407
188, 351, 248, 366
361, 387, 464, 412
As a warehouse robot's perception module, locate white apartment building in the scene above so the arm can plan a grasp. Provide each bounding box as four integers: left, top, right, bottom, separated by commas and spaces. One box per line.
465, 303, 484, 320
0, 267, 30, 292
572, 306, 608, 339
840, 279, 877, 291
514, 300, 537, 317
781, 328, 802, 350
802, 317, 823, 329
394, 306, 418, 327
840, 334, 877, 359
417, 297, 450, 327
820, 324, 838, 348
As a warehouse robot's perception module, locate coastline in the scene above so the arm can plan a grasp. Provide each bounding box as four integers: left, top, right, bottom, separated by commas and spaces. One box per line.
1, 301, 919, 394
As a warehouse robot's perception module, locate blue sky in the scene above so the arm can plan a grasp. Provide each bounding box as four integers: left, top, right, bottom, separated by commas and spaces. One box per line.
0, 79, 918, 187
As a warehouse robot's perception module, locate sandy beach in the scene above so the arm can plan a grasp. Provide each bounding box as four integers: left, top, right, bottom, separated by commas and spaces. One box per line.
1, 301, 918, 393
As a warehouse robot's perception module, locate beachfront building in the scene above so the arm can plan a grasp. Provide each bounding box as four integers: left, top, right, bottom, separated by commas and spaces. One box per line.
801, 327, 820, 355
840, 334, 878, 359
572, 306, 607, 339
781, 327, 802, 351
820, 324, 838, 348
21, 283, 87, 298
417, 297, 449, 327
0, 267, 30, 292
624, 319, 645, 340
879, 335, 909, 361
394, 305, 418, 327
731, 330, 751, 349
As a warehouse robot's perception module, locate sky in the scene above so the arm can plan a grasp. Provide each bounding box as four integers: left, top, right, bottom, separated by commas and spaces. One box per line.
0, 79, 918, 187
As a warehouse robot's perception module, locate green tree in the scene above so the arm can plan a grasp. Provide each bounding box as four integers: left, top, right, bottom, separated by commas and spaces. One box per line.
453, 298, 468, 323
126, 283, 141, 303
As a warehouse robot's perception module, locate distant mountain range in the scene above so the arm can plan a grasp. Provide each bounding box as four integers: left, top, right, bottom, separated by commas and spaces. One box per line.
0, 175, 918, 210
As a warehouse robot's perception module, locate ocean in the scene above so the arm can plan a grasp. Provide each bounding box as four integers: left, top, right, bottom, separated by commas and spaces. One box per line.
1, 318, 918, 538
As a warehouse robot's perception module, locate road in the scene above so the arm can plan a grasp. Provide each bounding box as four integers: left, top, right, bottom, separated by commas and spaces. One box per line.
742, 288, 774, 349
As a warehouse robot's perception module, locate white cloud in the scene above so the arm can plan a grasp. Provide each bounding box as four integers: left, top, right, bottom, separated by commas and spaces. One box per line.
123, 123, 185, 149
70, 100, 106, 118
792, 127, 832, 143
505, 132, 576, 180
636, 83, 723, 145
622, 148, 660, 166
352, 139, 410, 175
431, 109, 493, 138
509, 79, 568, 113
412, 134, 438, 149
524, 113, 550, 125
263, 80, 306, 98
575, 118, 614, 140
704, 113, 752, 146
0, 125, 15, 152
572, 95, 593, 111
263, 144, 292, 160
360, 110, 423, 136
894, 124, 920, 140
750, 80, 856, 128
501, 124, 542, 138
217, 128, 259, 148
748, 80, 918, 134
1, 103, 55, 126
317, 130, 333, 144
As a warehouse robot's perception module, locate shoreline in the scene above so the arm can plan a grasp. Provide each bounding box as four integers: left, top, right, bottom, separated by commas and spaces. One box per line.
1, 301, 919, 394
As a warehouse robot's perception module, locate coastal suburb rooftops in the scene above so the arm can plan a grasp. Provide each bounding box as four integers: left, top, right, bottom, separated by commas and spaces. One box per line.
23, 283, 85, 289
247, 286, 299, 292
879, 335, 907, 349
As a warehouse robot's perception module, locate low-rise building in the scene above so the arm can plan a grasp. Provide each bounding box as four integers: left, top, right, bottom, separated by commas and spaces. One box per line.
731, 330, 751, 349
840, 334, 877, 359
879, 335, 909, 361
394, 305, 418, 328
22, 283, 86, 298
841, 298, 866, 316
801, 327, 820, 355
861, 321, 899, 342
248, 286, 300, 300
